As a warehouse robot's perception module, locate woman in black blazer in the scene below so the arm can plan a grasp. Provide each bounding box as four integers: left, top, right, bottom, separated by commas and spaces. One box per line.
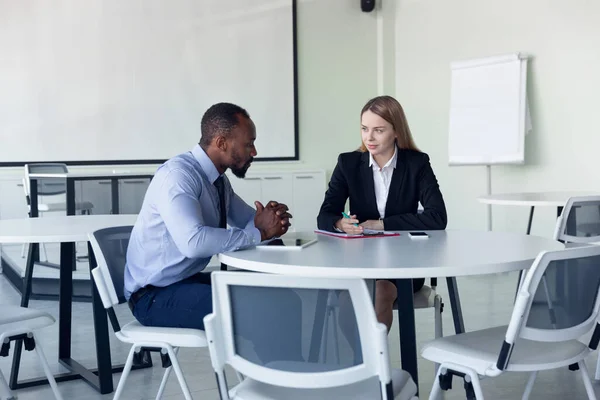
317, 95, 447, 331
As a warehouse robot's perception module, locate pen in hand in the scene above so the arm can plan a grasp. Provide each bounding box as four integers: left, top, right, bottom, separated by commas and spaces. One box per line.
341, 211, 359, 227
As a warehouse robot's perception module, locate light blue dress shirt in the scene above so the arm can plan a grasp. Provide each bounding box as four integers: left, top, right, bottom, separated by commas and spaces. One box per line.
124, 145, 261, 299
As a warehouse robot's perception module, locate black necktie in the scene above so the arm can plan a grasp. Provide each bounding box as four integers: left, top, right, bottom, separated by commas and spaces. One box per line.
214, 176, 228, 271
214, 176, 227, 229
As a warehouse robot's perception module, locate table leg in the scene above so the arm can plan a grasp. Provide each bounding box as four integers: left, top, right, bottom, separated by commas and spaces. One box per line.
111, 178, 120, 214
446, 277, 465, 334
66, 178, 77, 272
87, 242, 114, 392
515, 206, 537, 297
526, 206, 535, 235
395, 279, 418, 393
28, 179, 39, 218
58, 242, 75, 361
65, 178, 75, 216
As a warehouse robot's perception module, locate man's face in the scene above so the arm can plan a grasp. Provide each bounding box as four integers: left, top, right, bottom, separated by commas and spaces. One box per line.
228, 116, 257, 178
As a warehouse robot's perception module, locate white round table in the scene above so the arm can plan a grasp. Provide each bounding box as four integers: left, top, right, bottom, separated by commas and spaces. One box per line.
220, 230, 563, 390
477, 191, 599, 234
220, 230, 563, 278
0, 215, 138, 394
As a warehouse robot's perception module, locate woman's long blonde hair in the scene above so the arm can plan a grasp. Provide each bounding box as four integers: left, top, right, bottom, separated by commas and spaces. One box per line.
359, 95, 419, 152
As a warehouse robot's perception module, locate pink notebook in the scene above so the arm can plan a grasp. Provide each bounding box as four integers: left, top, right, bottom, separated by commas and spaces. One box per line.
314, 229, 400, 239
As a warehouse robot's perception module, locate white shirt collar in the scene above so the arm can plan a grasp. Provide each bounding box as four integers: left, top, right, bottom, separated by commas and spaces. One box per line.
369, 146, 398, 170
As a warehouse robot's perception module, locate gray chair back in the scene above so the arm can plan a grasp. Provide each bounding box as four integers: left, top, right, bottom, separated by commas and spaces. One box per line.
206, 271, 396, 398
90, 226, 133, 304
229, 285, 363, 369
525, 252, 600, 333
24, 163, 69, 196
555, 196, 600, 243
496, 246, 600, 371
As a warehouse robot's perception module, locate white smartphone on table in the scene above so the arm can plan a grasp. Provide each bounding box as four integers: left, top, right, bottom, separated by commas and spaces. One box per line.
408, 231, 429, 239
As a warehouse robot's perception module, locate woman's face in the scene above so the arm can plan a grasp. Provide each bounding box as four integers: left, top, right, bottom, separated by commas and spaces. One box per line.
361, 110, 396, 157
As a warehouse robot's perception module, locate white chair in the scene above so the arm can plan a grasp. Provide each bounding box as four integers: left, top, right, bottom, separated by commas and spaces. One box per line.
552, 195, 600, 380
88, 226, 208, 400
204, 271, 418, 400
416, 281, 443, 333
553, 195, 600, 245
23, 163, 94, 215
21, 163, 94, 261
325, 279, 443, 374
421, 245, 600, 400
402, 279, 443, 339
0, 305, 63, 400
409, 279, 443, 374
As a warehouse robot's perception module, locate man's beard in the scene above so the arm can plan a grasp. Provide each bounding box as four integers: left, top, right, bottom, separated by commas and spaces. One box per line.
230, 157, 253, 178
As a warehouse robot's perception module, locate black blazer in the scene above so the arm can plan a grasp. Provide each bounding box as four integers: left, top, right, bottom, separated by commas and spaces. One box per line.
317, 149, 447, 232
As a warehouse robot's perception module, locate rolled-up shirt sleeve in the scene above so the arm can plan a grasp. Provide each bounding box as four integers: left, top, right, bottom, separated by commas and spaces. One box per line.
155, 168, 261, 259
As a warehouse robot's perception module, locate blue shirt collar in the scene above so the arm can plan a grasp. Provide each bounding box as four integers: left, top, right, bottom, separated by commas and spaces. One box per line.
192, 144, 221, 184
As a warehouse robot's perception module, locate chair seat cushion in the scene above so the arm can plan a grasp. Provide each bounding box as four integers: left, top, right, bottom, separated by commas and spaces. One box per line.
228, 367, 416, 400
421, 325, 590, 375
413, 285, 434, 308
119, 320, 207, 347
0, 306, 55, 333
392, 285, 438, 309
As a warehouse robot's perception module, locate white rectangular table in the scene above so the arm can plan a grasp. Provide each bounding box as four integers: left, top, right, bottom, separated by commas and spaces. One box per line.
0, 215, 139, 394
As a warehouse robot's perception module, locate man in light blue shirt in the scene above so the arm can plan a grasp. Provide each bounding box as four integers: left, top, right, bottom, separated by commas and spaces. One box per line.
124, 103, 294, 333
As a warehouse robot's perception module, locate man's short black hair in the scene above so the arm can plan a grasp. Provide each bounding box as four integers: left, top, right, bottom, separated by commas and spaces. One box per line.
199, 102, 250, 148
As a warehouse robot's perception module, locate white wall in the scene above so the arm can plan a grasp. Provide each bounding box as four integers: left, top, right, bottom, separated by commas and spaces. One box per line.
294, 0, 379, 172
0, 0, 380, 180
394, 0, 600, 237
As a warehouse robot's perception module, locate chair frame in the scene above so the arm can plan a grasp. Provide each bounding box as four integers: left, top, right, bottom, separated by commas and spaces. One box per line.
89, 227, 205, 400
23, 163, 71, 199
553, 195, 600, 243
21, 163, 93, 262
204, 271, 401, 400
417, 279, 444, 375
0, 309, 63, 400
552, 196, 600, 381
411, 278, 443, 340
427, 245, 600, 400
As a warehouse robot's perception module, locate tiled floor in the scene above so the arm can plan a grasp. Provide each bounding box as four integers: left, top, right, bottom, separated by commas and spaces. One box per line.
1, 250, 600, 399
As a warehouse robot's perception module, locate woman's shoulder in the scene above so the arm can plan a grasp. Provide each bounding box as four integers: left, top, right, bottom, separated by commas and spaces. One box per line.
338, 150, 365, 162
398, 148, 431, 165
336, 150, 365, 165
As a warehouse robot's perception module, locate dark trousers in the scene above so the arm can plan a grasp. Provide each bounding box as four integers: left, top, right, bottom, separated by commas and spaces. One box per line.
130, 272, 304, 364
386, 278, 425, 294
131, 273, 213, 330
411, 278, 426, 293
